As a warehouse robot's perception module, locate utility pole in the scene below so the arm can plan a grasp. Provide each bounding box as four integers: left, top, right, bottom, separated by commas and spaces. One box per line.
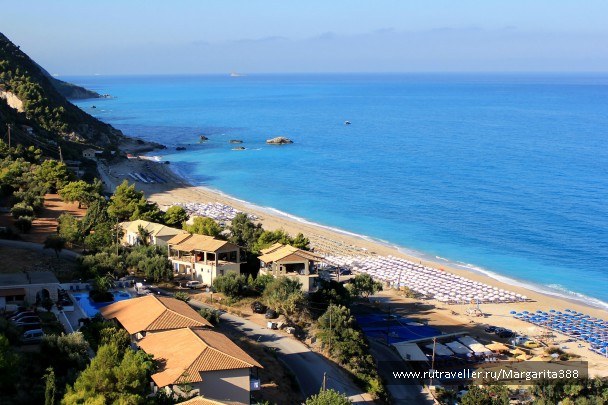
58, 146, 63, 163
328, 301, 332, 353
6, 124, 10, 148
322, 372, 327, 391
429, 337, 437, 390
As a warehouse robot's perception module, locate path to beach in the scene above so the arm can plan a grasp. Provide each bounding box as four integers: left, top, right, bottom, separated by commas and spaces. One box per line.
102, 153, 608, 377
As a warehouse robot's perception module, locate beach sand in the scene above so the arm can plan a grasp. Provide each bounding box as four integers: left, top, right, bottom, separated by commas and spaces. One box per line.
102, 153, 608, 377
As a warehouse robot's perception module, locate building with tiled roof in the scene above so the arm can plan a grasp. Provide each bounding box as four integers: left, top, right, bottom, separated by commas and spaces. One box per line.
120, 219, 189, 248
178, 396, 239, 405
167, 234, 244, 286
138, 327, 262, 405
99, 295, 212, 340
258, 243, 323, 292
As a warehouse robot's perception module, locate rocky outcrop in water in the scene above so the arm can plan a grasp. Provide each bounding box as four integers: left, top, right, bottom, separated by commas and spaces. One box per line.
266, 137, 293, 144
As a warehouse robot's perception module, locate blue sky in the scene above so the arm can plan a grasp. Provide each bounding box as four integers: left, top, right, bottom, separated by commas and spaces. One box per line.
2, 0, 607, 75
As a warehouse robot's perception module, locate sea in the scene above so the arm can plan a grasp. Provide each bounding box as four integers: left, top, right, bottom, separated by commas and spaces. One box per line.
65, 73, 608, 310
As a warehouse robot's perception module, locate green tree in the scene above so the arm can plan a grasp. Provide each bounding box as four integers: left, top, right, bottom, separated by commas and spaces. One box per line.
460, 384, 509, 405
107, 180, 145, 222
183, 216, 222, 237
349, 273, 383, 299
83, 222, 116, 253
262, 276, 303, 316
228, 212, 263, 251
62, 342, 155, 404
139, 255, 173, 283
305, 388, 352, 405
251, 273, 275, 294
43, 367, 57, 405
213, 273, 247, 298
308, 279, 352, 316
35, 159, 72, 193
58, 180, 99, 208
0, 334, 19, 393
81, 252, 125, 278
136, 224, 151, 246
40, 332, 90, 380
44, 234, 66, 258
57, 213, 83, 246
132, 200, 165, 223
164, 205, 189, 227
82, 197, 110, 234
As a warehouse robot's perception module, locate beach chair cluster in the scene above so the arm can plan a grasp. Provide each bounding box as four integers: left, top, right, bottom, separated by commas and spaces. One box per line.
128, 171, 166, 184
513, 309, 608, 356
175, 202, 258, 222
323, 254, 528, 305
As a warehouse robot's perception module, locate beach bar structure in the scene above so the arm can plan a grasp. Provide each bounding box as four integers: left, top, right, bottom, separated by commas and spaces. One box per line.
167, 234, 244, 286
258, 243, 323, 292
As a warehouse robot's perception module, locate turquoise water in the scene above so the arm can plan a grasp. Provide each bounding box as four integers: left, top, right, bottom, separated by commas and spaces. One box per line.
73, 291, 133, 317
67, 73, 608, 309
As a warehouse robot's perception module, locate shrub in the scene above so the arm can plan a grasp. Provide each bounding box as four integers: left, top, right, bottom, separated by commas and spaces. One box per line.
198, 308, 221, 325
11, 202, 34, 218
14, 216, 33, 232
174, 292, 191, 302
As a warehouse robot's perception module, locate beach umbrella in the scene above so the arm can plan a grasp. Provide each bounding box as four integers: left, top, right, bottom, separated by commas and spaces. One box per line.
510, 311, 517, 315
517, 353, 531, 361
486, 342, 510, 353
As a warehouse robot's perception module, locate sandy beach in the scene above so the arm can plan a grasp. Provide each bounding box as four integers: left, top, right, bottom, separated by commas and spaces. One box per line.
101, 148, 608, 377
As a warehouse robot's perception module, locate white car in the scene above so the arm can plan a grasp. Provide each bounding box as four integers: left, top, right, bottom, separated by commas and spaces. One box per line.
185, 281, 204, 289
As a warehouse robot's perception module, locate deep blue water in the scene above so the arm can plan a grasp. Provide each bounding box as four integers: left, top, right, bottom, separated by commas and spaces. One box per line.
67, 73, 608, 309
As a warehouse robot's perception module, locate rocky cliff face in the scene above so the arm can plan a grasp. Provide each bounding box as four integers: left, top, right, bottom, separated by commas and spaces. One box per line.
0, 90, 23, 112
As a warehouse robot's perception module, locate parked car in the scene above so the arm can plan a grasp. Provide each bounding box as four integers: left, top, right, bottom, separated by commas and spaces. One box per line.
338, 268, 352, 276
21, 329, 44, 344
524, 340, 540, 348
484, 326, 497, 333
265, 309, 278, 319
186, 280, 204, 289
20, 323, 42, 332
498, 329, 515, 338
4, 306, 27, 319
14, 316, 40, 325
250, 301, 267, 314
10, 311, 36, 322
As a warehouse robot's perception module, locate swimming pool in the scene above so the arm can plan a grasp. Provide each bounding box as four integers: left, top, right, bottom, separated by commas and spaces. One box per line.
72, 291, 133, 317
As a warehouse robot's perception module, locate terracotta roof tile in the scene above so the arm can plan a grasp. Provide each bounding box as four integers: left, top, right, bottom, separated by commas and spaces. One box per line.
99, 295, 212, 334
170, 234, 238, 253
258, 244, 322, 263
138, 328, 262, 388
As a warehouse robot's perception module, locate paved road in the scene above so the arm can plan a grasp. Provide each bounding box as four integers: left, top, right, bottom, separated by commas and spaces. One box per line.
186, 299, 374, 404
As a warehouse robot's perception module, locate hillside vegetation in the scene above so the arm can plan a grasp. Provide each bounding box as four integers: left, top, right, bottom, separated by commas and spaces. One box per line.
0, 32, 122, 155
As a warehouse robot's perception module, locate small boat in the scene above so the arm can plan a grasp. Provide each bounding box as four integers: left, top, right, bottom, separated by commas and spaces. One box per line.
344, 121, 351, 125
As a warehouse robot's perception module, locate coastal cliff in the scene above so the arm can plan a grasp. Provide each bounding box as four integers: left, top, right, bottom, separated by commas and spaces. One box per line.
0, 32, 123, 155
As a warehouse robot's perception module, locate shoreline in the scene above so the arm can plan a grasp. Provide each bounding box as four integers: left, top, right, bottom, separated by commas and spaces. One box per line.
164, 155, 608, 312
101, 147, 608, 376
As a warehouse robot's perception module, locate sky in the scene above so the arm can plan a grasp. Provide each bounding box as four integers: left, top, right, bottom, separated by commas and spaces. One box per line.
1, 0, 607, 75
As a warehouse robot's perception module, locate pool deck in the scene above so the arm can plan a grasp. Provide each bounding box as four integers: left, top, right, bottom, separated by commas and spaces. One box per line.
55, 286, 136, 333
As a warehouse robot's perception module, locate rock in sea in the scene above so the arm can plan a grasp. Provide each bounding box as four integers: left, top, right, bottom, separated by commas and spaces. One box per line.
266, 137, 293, 145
